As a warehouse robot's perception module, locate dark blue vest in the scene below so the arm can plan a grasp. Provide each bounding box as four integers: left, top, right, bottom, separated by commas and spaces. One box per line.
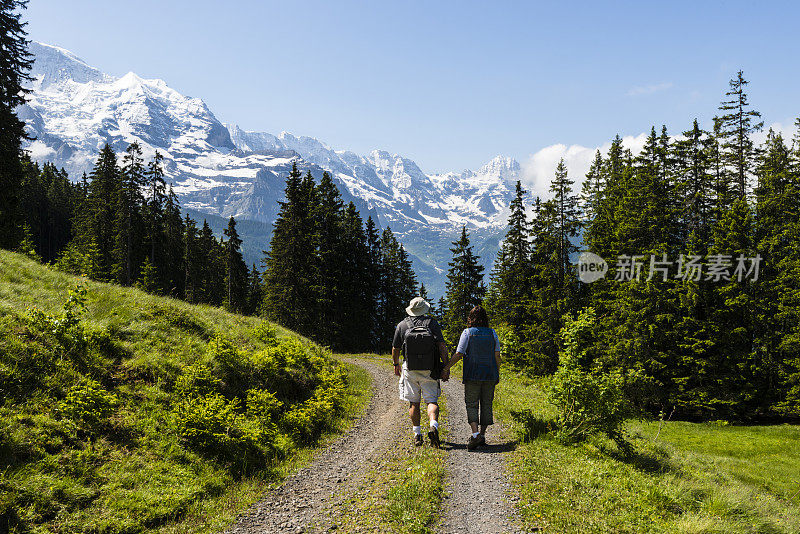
462, 327, 499, 382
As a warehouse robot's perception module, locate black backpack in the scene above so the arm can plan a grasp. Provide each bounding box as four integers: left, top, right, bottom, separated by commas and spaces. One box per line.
402, 316, 438, 371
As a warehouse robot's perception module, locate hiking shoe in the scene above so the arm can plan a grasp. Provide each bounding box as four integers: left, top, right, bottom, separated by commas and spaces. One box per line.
428, 427, 440, 449
467, 435, 480, 450
477, 434, 486, 447
414, 434, 424, 446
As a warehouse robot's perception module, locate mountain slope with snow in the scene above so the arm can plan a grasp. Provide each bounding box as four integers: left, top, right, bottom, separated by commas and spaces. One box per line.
20, 42, 521, 295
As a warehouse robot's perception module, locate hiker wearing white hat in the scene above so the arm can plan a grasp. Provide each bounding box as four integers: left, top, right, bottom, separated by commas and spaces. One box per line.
392, 296, 450, 447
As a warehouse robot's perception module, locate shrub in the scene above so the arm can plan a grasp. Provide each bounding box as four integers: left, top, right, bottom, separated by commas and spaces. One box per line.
61, 379, 118, 430
493, 323, 525, 368
173, 393, 272, 466
27, 284, 88, 352
246, 388, 283, 420
174, 363, 219, 398
250, 321, 278, 346
549, 307, 636, 447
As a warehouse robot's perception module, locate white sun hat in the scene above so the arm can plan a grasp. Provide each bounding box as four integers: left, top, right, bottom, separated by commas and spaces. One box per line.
405, 297, 431, 317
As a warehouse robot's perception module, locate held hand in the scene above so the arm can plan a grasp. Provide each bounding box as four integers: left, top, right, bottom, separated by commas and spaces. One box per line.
393, 364, 401, 377
440, 368, 450, 381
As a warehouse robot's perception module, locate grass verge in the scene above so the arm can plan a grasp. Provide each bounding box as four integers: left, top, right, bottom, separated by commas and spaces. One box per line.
493, 370, 800, 533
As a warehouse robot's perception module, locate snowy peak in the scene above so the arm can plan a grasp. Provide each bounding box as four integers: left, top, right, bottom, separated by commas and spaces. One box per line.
29, 41, 112, 88
478, 155, 521, 181
21, 41, 519, 295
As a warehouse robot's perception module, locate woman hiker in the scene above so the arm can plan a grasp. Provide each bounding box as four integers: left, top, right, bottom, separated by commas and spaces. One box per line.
441, 305, 501, 450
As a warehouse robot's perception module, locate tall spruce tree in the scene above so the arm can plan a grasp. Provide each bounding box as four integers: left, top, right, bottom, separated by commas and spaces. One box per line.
364, 216, 383, 351
716, 70, 763, 200
378, 227, 406, 349
549, 159, 580, 289
76, 145, 120, 279
754, 130, 800, 415
262, 163, 319, 335
314, 171, 345, 347
486, 180, 530, 328
113, 142, 146, 285
0, 0, 32, 248
223, 216, 248, 312
339, 202, 371, 351
183, 215, 200, 303
145, 151, 167, 279
161, 186, 184, 296
442, 226, 485, 343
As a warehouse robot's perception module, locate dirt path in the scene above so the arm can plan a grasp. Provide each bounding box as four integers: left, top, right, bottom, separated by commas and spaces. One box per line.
224, 359, 406, 534
436, 379, 525, 534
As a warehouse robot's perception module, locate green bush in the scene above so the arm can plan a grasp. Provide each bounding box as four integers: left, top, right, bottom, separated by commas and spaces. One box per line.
60, 379, 118, 430
246, 389, 283, 421
549, 307, 636, 447
250, 321, 278, 346
174, 363, 219, 398
173, 393, 271, 466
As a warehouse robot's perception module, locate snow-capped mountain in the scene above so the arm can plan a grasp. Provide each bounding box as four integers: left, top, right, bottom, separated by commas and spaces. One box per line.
20, 42, 522, 295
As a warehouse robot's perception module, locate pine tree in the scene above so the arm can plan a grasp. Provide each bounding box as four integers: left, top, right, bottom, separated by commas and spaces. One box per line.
113, 142, 146, 285
716, 70, 763, 200
364, 216, 383, 351
549, 159, 580, 289
673, 120, 714, 249
442, 226, 485, 343
378, 227, 405, 349
0, 0, 33, 248
76, 145, 120, 280
245, 264, 264, 316
161, 186, 184, 296
223, 216, 248, 312
339, 202, 371, 351
145, 151, 167, 287
197, 220, 222, 304
262, 163, 319, 335
138, 257, 160, 293
486, 180, 531, 328
398, 245, 418, 305
754, 130, 800, 415
579, 150, 604, 223
183, 215, 200, 303
314, 171, 345, 347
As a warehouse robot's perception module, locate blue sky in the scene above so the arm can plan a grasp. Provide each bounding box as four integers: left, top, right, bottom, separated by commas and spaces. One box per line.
25, 0, 800, 179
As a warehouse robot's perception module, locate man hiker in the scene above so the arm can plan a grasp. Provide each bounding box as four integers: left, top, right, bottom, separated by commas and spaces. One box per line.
392, 296, 450, 447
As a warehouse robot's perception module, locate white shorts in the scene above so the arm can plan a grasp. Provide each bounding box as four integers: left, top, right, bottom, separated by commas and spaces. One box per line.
399, 366, 440, 404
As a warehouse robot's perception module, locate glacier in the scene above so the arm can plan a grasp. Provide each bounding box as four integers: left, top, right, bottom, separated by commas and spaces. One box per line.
19, 41, 525, 297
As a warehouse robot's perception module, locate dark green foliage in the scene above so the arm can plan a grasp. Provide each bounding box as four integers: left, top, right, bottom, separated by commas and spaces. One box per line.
223, 217, 249, 312
262, 164, 319, 334
0, 0, 33, 249
491, 73, 797, 421
261, 167, 417, 352
18, 158, 83, 263
113, 142, 147, 285
441, 226, 485, 343
715, 70, 763, 201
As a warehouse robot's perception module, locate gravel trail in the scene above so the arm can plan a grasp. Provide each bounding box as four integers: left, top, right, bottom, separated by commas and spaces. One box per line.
224, 359, 405, 534
436, 378, 525, 534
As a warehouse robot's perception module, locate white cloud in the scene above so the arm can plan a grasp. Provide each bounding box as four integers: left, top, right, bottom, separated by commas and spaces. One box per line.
520, 133, 649, 200
626, 82, 673, 97
519, 120, 798, 201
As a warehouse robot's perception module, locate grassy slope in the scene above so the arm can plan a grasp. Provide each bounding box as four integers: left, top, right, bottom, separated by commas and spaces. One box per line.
494, 371, 800, 534
0, 250, 370, 533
